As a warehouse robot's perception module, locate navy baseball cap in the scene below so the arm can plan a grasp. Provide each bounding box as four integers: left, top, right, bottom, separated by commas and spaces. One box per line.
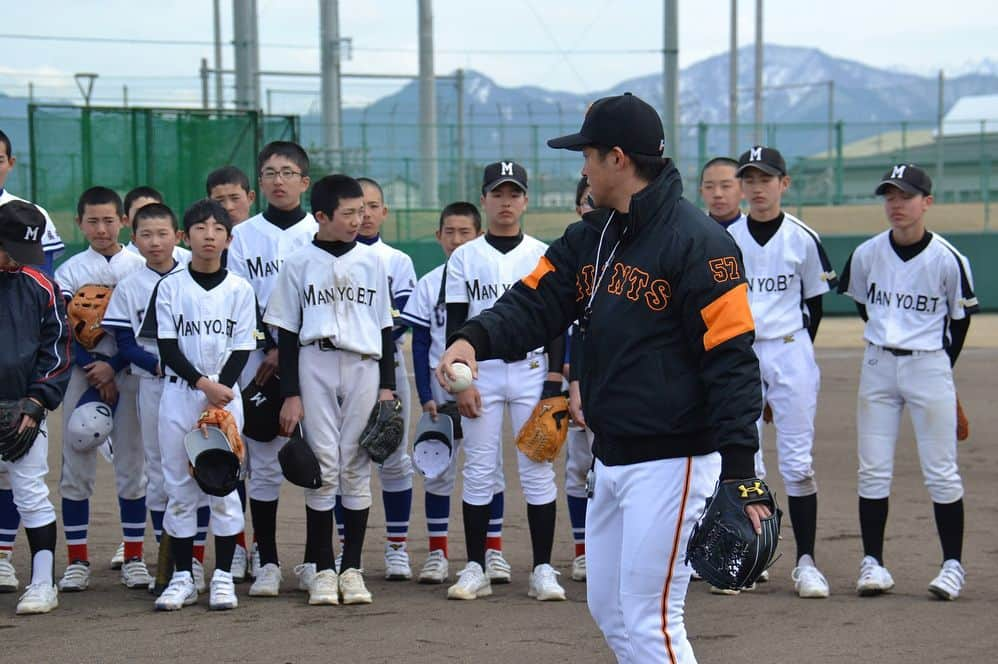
0, 200, 46, 265
875, 163, 932, 196
547, 93, 666, 157
482, 161, 528, 194
737, 146, 787, 177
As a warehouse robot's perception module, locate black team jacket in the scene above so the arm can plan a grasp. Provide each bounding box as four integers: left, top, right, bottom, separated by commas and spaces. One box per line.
454, 162, 762, 479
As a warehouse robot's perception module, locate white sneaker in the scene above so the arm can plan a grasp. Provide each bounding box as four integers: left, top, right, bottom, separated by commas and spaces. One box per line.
58, 561, 90, 592
334, 552, 342, 574
384, 543, 412, 581
856, 556, 895, 596
308, 569, 339, 605
792, 556, 830, 598
0, 550, 19, 593
691, 568, 702, 581
192, 559, 207, 593
447, 562, 492, 600
571, 554, 586, 582
249, 563, 282, 596
485, 548, 511, 584
295, 562, 317, 592
928, 559, 965, 601
528, 563, 566, 601
231, 544, 248, 583
209, 570, 238, 610
120, 558, 153, 589
15, 582, 58, 615
757, 569, 770, 583
249, 542, 260, 579
339, 568, 372, 604
709, 585, 741, 595
155, 571, 197, 611
418, 550, 449, 584
110, 541, 125, 570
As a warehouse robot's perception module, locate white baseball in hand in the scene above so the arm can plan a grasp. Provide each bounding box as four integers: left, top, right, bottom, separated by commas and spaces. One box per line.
446, 362, 474, 393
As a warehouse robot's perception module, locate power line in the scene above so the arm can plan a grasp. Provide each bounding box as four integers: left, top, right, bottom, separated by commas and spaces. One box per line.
0, 32, 657, 55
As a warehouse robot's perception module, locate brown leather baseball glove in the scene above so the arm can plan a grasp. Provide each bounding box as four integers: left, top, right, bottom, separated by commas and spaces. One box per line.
516, 395, 571, 463
956, 397, 969, 442
67, 284, 113, 349
197, 407, 245, 463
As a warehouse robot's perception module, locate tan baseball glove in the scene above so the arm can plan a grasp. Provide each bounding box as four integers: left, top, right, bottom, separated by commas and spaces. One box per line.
516, 395, 571, 463
67, 284, 113, 349
197, 407, 245, 463
956, 397, 969, 442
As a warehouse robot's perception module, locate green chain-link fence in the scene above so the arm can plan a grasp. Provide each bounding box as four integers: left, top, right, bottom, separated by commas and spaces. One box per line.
28, 104, 297, 243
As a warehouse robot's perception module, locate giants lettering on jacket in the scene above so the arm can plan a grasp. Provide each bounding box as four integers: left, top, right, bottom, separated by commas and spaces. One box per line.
576, 262, 673, 312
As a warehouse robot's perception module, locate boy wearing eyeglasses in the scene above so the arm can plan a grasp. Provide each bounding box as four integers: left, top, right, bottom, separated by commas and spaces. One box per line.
226, 141, 318, 597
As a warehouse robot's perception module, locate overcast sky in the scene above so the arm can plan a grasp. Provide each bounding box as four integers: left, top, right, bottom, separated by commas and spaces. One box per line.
1, 0, 994, 113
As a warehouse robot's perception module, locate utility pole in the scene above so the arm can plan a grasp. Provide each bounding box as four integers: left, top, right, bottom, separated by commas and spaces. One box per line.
213, 0, 224, 110
937, 69, 945, 201
729, 0, 738, 155
320, 0, 343, 168
662, 0, 679, 159
232, 0, 260, 110
753, 0, 763, 144
418, 0, 437, 207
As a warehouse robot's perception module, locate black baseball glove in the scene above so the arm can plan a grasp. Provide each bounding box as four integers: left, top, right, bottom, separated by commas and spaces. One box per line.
0, 399, 46, 463
359, 398, 404, 464
685, 478, 782, 591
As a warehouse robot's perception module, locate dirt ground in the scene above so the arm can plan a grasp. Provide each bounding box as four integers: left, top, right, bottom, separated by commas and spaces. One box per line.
1, 318, 996, 663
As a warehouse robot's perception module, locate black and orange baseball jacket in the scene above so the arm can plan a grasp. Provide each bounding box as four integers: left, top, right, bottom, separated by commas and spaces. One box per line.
455, 162, 761, 479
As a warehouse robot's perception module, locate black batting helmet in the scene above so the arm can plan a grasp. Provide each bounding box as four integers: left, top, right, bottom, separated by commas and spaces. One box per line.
278, 424, 322, 489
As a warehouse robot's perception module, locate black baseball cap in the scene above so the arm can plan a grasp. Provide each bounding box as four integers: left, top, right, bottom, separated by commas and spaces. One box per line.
0, 200, 46, 266
547, 92, 666, 157
482, 161, 528, 194
737, 146, 787, 177
875, 163, 932, 196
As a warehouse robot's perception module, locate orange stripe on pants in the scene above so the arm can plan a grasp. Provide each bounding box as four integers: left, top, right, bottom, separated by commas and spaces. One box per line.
661, 457, 693, 663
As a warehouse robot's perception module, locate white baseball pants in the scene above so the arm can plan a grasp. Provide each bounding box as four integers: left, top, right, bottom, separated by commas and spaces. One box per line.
138, 375, 167, 512
60, 367, 147, 501
1, 420, 56, 528
298, 345, 379, 511
565, 426, 595, 499
460, 356, 554, 506
586, 453, 720, 664
857, 345, 963, 504
158, 378, 244, 539
753, 331, 819, 496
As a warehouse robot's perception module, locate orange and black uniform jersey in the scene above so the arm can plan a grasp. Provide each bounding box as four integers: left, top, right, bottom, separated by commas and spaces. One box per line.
455, 163, 761, 479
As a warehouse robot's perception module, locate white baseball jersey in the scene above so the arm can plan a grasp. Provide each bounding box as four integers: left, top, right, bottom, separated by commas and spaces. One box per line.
400, 263, 447, 368
154, 268, 258, 377
842, 231, 978, 351
0, 189, 64, 256
55, 246, 145, 299
227, 211, 318, 310
125, 241, 192, 265
102, 261, 186, 377
726, 213, 836, 339
446, 234, 549, 318
365, 237, 417, 332
264, 243, 393, 358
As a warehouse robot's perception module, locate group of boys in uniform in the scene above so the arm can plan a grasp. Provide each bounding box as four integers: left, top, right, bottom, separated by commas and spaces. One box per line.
0, 109, 977, 655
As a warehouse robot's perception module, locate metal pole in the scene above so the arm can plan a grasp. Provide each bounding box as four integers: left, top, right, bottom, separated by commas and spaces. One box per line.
663, 0, 679, 160
232, 0, 249, 109
753, 0, 763, 144
729, 0, 738, 155
28, 81, 34, 104
200, 58, 210, 109
456, 68, 465, 199
266, 89, 272, 115
123, 84, 129, 108
937, 69, 945, 202
418, 0, 438, 207
248, 0, 260, 110
320, 0, 343, 167
213, 0, 224, 110
827, 81, 834, 159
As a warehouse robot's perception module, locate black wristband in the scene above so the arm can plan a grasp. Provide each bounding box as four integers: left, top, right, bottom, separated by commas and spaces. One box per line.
541, 380, 564, 399
20, 398, 45, 422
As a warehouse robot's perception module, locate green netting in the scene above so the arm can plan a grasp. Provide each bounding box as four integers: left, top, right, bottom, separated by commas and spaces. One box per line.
29, 105, 296, 242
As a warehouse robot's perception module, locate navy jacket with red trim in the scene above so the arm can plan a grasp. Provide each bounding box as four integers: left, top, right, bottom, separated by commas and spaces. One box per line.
457, 162, 761, 477
0, 266, 72, 410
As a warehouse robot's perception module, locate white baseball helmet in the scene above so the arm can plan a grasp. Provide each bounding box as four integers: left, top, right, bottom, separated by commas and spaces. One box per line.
66, 402, 114, 452
412, 412, 454, 480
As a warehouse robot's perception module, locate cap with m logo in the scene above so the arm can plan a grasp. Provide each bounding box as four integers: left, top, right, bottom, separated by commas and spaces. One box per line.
875, 163, 932, 196
482, 160, 528, 194
0, 200, 46, 266
736, 145, 787, 177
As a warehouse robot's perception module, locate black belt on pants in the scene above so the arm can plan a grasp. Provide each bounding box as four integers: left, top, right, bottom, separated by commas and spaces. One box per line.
879, 346, 913, 357
315, 338, 374, 361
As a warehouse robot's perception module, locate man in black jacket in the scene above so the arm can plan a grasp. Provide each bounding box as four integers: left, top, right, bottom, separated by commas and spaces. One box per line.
437, 93, 768, 663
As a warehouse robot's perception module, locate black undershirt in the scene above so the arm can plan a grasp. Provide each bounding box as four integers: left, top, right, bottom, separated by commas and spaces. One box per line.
264, 204, 307, 230
888, 230, 933, 261
157, 266, 250, 388
746, 212, 784, 246
276, 239, 395, 395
